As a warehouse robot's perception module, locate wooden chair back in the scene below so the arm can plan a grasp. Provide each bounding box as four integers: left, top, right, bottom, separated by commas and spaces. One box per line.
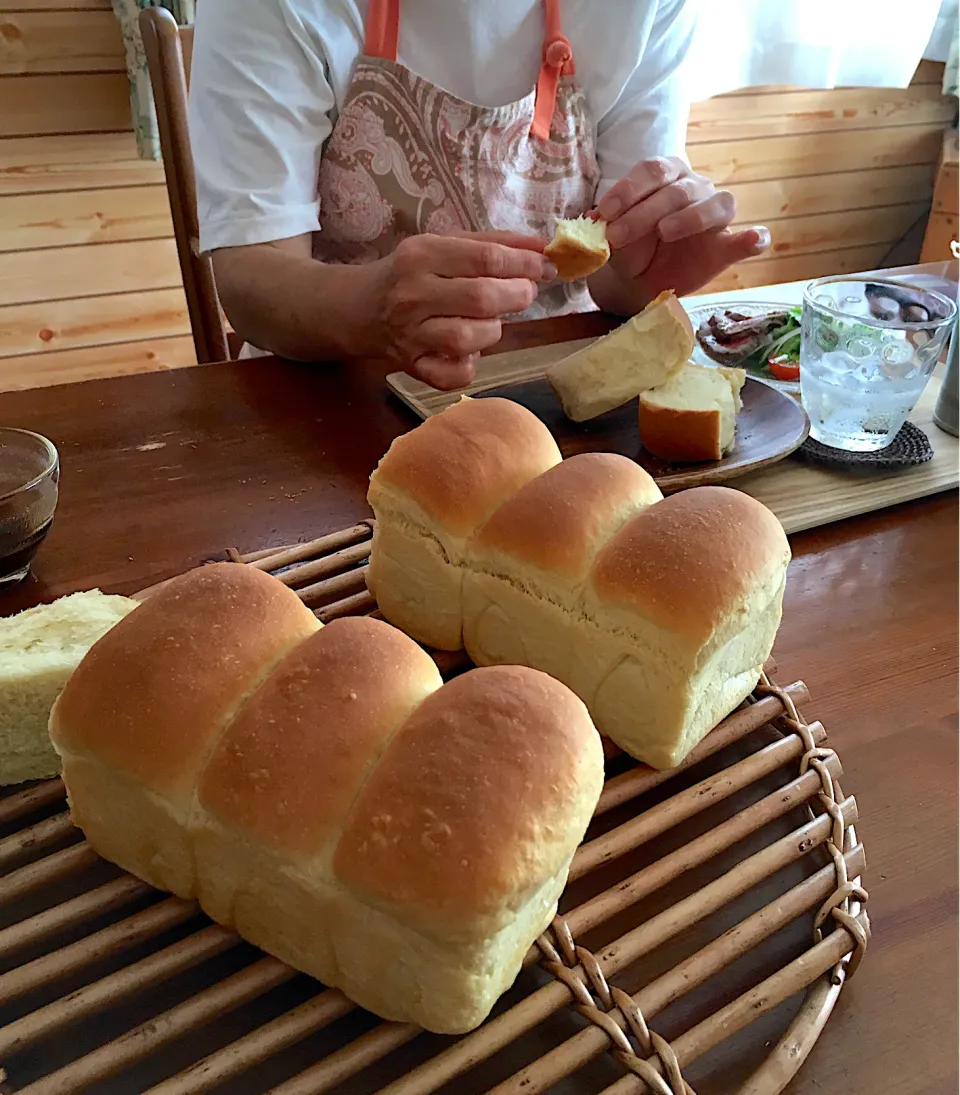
139, 6, 231, 364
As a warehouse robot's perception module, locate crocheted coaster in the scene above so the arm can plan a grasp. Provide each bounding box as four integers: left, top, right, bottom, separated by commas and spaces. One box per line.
795, 421, 933, 470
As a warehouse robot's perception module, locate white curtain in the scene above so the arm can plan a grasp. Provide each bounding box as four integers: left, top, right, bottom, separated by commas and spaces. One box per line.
684, 0, 958, 101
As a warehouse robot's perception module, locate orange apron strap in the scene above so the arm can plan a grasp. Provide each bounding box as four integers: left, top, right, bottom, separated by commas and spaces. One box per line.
532, 0, 575, 139
364, 0, 400, 61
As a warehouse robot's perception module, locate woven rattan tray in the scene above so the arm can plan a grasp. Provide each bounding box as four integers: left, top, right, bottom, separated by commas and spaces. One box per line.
0, 521, 869, 1095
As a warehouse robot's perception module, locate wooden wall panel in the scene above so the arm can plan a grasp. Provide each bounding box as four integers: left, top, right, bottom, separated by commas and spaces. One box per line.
0, 238, 182, 306
748, 202, 931, 260
0, 4, 950, 391
0, 288, 191, 358
729, 165, 937, 223
0, 337, 197, 390
0, 134, 165, 195
689, 125, 947, 184
0, 185, 172, 251
688, 85, 955, 142
0, 11, 124, 74
704, 245, 895, 294
0, 73, 131, 136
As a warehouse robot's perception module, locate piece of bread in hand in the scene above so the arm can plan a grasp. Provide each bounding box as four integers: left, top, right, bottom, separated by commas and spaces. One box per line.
366, 396, 561, 650
548, 291, 695, 421
462, 453, 662, 684
0, 590, 138, 786
638, 362, 746, 463
545, 216, 610, 281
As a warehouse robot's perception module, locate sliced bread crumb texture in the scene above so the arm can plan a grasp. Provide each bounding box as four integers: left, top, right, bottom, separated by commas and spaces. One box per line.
0, 590, 138, 785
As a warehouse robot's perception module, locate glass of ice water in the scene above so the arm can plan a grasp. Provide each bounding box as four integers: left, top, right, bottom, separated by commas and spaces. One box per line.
800, 276, 957, 452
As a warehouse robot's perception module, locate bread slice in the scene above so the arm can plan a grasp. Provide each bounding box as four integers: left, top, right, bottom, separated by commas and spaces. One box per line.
544, 216, 610, 281
548, 291, 695, 422
638, 363, 746, 463
0, 590, 138, 786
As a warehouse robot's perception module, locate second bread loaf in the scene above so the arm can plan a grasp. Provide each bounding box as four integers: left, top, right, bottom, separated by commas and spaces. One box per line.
368, 398, 791, 769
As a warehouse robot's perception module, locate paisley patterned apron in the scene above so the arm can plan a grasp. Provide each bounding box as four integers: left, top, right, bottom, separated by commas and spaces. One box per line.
314, 0, 601, 319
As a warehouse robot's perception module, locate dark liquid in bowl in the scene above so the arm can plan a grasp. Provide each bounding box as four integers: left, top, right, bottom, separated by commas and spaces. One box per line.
0, 516, 53, 580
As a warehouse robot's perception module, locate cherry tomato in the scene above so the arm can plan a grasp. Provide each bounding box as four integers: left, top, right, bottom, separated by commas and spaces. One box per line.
768, 354, 800, 382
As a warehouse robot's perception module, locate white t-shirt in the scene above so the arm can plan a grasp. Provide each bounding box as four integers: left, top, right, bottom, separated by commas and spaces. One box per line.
189, 0, 695, 255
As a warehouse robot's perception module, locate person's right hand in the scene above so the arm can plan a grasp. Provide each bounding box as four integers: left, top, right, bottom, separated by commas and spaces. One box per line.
367, 231, 555, 390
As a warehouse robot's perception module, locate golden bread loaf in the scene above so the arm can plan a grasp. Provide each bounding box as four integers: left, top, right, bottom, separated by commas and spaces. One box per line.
49, 565, 603, 1034
366, 396, 561, 650
367, 398, 790, 767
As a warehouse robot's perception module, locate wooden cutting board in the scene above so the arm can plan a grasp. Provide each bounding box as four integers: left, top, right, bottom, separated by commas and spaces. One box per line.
386, 340, 959, 536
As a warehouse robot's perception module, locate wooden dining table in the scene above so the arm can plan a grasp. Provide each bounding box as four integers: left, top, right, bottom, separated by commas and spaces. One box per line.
0, 307, 956, 1095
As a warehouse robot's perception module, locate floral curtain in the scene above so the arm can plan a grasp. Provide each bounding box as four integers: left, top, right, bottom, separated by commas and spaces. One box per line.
112, 0, 196, 161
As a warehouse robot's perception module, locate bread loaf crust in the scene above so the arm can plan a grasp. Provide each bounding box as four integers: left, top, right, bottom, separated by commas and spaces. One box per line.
586, 486, 789, 648
336, 665, 602, 936
638, 363, 745, 462
461, 454, 663, 682
196, 617, 442, 862
638, 401, 725, 462
466, 453, 662, 586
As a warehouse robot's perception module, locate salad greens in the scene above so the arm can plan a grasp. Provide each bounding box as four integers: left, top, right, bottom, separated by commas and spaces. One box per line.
764, 309, 802, 361
732, 307, 802, 382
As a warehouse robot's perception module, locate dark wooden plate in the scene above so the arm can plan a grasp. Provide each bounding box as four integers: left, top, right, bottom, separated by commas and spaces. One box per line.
473, 376, 810, 492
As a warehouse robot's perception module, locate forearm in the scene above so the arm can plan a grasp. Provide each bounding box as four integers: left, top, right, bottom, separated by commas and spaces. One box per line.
213, 244, 378, 362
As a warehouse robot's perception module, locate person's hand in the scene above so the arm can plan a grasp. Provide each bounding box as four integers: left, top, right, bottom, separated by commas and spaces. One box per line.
368, 231, 554, 390
591, 157, 769, 308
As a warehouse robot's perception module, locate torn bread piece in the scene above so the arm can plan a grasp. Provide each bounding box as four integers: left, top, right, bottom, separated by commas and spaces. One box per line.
545, 216, 610, 281
548, 291, 695, 422
638, 362, 746, 463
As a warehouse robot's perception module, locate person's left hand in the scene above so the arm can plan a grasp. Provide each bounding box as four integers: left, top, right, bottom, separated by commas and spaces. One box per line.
592, 157, 770, 304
